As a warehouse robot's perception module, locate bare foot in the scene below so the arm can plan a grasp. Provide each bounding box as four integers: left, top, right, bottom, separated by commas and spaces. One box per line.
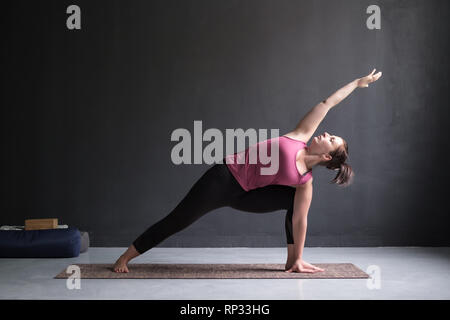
113, 244, 141, 273
113, 255, 130, 273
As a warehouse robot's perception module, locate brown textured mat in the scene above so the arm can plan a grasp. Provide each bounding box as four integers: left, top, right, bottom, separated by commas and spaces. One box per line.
54, 263, 369, 279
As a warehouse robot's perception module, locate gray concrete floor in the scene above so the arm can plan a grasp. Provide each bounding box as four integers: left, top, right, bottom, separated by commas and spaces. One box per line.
0, 247, 449, 300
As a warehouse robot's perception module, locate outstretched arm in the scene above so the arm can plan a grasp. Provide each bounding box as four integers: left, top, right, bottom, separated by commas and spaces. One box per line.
291, 183, 312, 260
285, 179, 324, 273
290, 69, 382, 139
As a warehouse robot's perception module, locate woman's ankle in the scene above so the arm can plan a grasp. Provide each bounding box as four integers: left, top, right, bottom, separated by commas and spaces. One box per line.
122, 245, 140, 261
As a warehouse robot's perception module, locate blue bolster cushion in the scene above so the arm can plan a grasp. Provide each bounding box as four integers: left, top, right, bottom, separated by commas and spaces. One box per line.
0, 227, 81, 258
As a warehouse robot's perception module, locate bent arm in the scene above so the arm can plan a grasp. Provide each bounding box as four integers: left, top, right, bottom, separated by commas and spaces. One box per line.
292, 180, 313, 260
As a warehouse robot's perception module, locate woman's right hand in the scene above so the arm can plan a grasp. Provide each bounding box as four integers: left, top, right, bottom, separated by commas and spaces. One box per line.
357, 68, 383, 88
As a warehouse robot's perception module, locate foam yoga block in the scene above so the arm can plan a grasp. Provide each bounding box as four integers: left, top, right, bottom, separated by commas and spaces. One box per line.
24, 218, 58, 230
0, 227, 81, 258
79, 231, 89, 253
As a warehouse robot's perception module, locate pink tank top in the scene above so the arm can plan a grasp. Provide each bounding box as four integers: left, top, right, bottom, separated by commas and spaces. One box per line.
225, 135, 313, 191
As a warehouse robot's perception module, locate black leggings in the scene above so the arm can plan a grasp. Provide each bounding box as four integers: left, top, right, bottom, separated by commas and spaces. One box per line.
132, 163, 296, 254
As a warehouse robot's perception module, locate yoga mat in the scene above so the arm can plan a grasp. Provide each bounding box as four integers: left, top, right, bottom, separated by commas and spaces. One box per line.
54, 263, 369, 279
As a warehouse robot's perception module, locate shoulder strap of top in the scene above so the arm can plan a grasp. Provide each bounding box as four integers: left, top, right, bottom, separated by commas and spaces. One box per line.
280, 135, 307, 144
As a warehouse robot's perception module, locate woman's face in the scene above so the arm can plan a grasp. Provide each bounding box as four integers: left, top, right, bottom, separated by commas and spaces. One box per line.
311, 132, 344, 154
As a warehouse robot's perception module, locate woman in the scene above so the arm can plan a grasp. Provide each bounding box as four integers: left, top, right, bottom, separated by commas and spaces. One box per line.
113, 68, 382, 274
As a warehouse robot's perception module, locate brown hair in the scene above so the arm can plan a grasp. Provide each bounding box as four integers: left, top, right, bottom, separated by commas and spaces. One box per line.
322, 139, 354, 187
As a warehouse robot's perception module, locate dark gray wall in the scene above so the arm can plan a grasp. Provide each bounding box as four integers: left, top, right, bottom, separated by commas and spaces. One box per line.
2, 0, 449, 247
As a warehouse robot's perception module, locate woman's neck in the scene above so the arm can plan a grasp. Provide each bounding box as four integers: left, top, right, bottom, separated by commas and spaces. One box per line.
303, 148, 323, 171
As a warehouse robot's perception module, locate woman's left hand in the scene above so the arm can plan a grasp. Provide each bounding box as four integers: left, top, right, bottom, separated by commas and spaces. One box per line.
357, 68, 382, 88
